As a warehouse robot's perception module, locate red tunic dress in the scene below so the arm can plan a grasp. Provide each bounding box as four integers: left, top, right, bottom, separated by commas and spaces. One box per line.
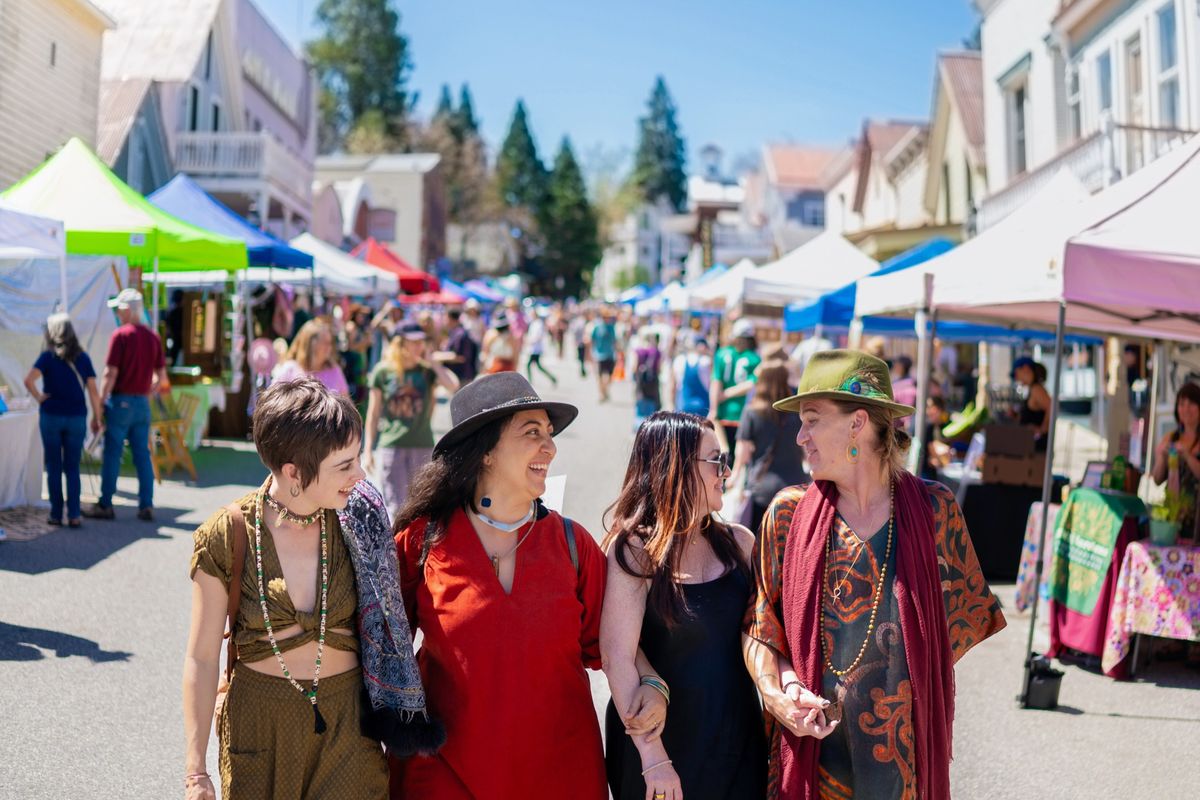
392, 508, 607, 799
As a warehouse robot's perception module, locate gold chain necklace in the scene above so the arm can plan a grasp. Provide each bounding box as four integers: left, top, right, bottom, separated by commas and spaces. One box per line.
822, 481, 895, 679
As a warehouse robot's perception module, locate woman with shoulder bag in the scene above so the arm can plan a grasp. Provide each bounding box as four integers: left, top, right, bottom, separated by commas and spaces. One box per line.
390, 372, 667, 799
182, 377, 442, 800
24, 313, 103, 527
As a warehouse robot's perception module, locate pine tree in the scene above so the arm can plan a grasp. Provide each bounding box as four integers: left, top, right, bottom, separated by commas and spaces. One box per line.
632, 76, 688, 211
495, 100, 547, 212
307, 0, 413, 152
434, 85, 455, 122
542, 138, 600, 298
456, 84, 480, 139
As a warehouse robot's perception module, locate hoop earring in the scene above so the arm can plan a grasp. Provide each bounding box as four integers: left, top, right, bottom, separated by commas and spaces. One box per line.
846, 433, 860, 464
289, 484, 301, 498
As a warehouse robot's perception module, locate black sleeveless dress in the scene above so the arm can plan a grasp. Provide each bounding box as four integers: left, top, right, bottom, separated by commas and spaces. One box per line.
605, 568, 767, 799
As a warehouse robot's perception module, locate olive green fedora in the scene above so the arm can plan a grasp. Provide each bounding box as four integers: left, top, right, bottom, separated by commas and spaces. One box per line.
773, 349, 915, 417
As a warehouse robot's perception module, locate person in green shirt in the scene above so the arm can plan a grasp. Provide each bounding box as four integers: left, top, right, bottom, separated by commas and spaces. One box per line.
710, 319, 760, 450
364, 322, 460, 518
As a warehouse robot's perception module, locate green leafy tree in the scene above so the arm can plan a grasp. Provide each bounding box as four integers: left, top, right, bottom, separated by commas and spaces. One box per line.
632, 76, 688, 211
541, 138, 600, 298
456, 84, 480, 139
307, 0, 413, 152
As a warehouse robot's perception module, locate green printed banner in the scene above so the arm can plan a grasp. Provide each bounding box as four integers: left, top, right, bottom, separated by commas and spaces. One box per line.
1049, 488, 1145, 614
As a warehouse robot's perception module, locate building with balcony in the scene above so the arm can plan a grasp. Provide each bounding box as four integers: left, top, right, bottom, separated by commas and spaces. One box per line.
0, 0, 114, 188
98, 0, 316, 236
976, 0, 1198, 228
923, 51, 989, 233
315, 153, 447, 271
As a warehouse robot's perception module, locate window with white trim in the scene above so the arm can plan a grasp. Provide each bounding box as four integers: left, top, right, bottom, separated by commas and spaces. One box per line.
1066, 62, 1082, 141
1156, 2, 1179, 128
1096, 51, 1113, 116
1006, 83, 1029, 177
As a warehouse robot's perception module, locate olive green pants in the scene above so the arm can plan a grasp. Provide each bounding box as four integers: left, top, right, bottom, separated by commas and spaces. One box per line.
219, 666, 388, 799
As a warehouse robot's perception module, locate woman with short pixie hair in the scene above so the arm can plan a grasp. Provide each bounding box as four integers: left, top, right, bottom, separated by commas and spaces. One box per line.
183, 377, 439, 800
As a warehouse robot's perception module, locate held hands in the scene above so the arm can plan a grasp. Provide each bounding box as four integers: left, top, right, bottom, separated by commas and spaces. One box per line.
623, 683, 668, 742
764, 681, 838, 740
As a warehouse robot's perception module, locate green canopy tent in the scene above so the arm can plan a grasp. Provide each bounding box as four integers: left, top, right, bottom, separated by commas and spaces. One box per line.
2, 137, 247, 324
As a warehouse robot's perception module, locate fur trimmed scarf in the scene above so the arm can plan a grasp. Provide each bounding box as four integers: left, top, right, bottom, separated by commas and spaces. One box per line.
337, 479, 445, 756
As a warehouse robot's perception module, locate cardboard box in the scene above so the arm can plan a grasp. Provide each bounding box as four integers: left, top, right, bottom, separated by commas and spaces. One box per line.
984, 424, 1036, 457
982, 453, 1046, 487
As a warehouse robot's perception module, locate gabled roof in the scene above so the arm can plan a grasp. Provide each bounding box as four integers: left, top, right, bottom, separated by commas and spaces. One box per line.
853, 120, 928, 211
98, 0, 222, 82
820, 144, 859, 190
316, 153, 442, 175
96, 78, 152, 165
939, 51, 985, 165
762, 144, 841, 191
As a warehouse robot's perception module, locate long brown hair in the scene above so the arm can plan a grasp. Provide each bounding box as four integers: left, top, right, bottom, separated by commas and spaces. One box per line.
749, 359, 792, 423
602, 411, 748, 627
286, 319, 336, 372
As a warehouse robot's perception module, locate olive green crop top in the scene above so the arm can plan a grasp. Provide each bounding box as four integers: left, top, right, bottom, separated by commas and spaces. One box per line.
190, 492, 358, 662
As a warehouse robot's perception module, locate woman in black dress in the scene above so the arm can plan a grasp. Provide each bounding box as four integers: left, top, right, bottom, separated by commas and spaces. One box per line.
600, 411, 766, 800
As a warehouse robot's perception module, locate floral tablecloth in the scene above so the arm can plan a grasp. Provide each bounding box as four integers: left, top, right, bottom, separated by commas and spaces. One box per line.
1015, 501, 1061, 612
1101, 542, 1200, 675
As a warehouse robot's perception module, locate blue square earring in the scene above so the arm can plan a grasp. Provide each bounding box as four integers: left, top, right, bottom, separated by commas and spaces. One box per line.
481, 497, 492, 508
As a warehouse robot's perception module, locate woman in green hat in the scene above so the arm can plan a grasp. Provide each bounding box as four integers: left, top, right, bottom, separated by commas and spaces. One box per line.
741, 349, 1006, 800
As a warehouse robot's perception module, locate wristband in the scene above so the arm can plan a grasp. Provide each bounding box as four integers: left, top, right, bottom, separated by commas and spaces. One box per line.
639, 674, 670, 704
782, 679, 807, 694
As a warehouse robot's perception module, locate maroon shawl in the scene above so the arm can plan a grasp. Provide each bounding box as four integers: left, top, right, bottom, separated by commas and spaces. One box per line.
778, 473, 954, 799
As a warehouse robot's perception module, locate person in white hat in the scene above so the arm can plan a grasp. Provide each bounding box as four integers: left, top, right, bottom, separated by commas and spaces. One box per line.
83, 288, 165, 521
710, 319, 760, 449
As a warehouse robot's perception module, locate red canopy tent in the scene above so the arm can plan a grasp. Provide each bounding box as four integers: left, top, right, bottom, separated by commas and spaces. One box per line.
399, 289, 465, 305
350, 238, 440, 293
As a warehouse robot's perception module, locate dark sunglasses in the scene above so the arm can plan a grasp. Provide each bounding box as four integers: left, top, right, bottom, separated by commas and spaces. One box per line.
697, 452, 731, 476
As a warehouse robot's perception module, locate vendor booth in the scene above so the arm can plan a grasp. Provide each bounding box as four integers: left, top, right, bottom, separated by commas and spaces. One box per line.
741, 230, 877, 308
351, 238, 439, 293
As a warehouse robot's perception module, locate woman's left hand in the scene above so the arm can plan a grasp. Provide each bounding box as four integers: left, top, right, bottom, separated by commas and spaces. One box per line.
623, 683, 668, 741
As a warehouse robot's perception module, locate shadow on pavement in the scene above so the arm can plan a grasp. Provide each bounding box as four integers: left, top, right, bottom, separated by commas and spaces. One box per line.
188, 443, 267, 488
0, 512, 178, 575
0, 621, 132, 663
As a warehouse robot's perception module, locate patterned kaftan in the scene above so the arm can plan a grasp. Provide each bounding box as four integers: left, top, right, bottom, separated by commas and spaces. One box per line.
744, 480, 1006, 799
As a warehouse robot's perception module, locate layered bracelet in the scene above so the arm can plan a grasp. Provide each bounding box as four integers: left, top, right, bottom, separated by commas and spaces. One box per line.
641, 758, 672, 776
184, 772, 211, 786
640, 674, 670, 705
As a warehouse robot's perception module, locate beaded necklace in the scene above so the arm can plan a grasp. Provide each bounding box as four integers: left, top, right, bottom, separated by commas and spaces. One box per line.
821, 480, 894, 679
263, 491, 323, 527
254, 481, 329, 734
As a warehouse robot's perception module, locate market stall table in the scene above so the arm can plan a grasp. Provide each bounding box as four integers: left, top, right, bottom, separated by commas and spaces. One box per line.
1102, 541, 1200, 678
960, 480, 1067, 580
0, 408, 45, 509
1015, 501, 1061, 612
1047, 488, 1145, 661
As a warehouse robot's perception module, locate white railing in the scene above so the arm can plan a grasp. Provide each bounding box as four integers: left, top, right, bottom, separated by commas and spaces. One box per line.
977, 118, 1195, 231
174, 131, 312, 209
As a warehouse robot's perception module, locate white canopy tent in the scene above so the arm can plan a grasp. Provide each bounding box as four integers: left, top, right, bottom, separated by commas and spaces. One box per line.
689, 257, 759, 309
635, 281, 691, 316
0, 201, 67, 309
741, 231, 878, 307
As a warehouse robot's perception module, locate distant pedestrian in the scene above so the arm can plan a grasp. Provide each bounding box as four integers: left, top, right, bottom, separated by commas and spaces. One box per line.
363, 323, 460, 520
672, 334, 712, 417
482, 313, 519, 373
570, 311, 589, 378
443, 308, 480, 385
633, 332, 662, 425
274, 319, 350, 396
23, 313, 103, 527
588, 307, 619, 402
524, 310, 558, 387
83, 289, 164, 522
711, 319, 760, 450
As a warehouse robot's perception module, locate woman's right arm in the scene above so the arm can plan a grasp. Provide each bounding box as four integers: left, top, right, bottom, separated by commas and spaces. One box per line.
363, 387, 382, 473
85, 377, 103, 433
182, 571, 230, 799
1151, 433, 1171, 485
23, 367, 46, 404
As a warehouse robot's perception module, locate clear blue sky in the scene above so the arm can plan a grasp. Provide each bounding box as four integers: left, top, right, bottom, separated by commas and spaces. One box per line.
259, 0, 979, 173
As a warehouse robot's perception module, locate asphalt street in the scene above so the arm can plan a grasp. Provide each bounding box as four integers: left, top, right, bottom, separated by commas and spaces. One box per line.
1, 348, 1195, 799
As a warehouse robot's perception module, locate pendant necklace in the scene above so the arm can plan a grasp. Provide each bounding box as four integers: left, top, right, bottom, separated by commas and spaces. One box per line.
263, 491, 322, 527
471, 502, 537, 576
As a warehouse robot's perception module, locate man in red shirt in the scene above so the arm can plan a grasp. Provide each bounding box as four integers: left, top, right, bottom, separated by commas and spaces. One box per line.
83, 289, 166, 521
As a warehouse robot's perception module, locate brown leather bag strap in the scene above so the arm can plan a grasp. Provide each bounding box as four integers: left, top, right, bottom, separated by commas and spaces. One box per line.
224, 502, 248, 681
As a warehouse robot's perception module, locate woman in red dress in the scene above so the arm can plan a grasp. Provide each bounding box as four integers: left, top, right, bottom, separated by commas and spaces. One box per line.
390, 372, 665, 799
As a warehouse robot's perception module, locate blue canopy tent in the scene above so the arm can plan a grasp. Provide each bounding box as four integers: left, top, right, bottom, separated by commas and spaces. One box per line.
784, 238, 1098, 345
148, 174, 313, 269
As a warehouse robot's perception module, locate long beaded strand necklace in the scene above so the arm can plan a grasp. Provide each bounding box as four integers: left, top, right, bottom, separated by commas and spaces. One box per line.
820, 482, 897, 719
254, 481, 329, 734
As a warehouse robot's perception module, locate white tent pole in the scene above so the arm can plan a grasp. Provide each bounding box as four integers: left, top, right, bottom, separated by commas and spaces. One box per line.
1142, 341, 1163, 501
58, 253, 68, 312
911, 307, 936, 475
1021, 300, 1067, 707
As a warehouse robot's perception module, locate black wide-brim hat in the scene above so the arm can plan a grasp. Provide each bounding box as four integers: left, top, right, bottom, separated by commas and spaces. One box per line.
433, 372, 579, 458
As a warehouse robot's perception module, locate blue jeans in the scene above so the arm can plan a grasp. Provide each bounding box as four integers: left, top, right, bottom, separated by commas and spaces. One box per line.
40, 412, 86, 520
99, 394, 154, 509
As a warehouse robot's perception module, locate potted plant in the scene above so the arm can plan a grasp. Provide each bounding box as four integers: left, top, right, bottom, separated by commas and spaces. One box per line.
1148, 490, 1194, 546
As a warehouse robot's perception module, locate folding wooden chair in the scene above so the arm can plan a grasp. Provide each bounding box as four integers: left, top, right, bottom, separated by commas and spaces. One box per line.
150, 392, 200, 482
